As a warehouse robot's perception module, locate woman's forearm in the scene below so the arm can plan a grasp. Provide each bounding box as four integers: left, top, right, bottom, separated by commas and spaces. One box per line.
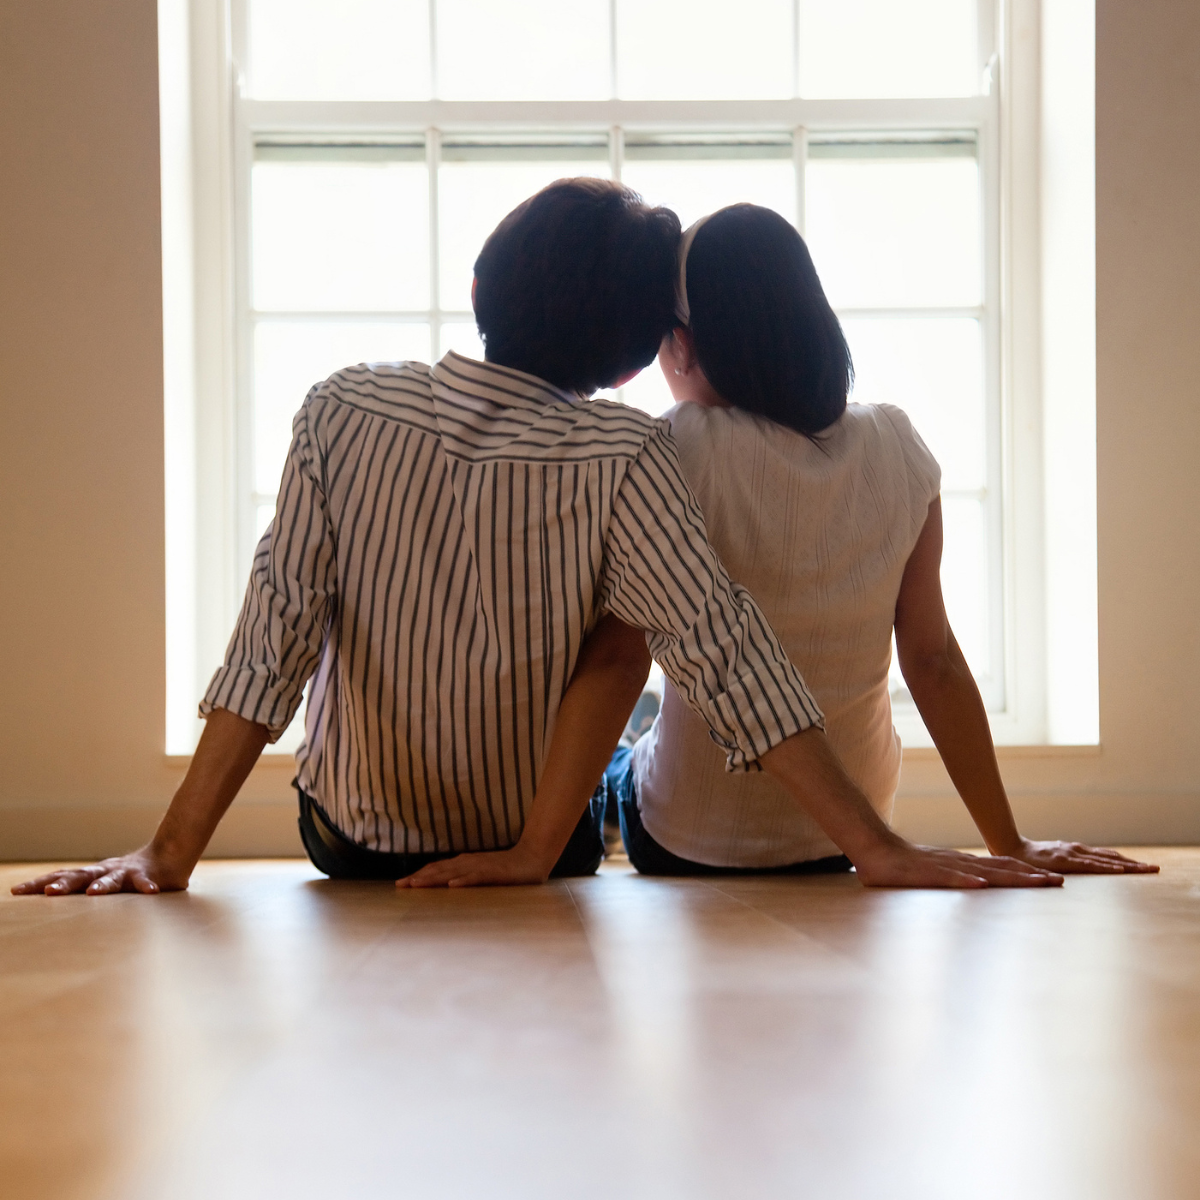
903, 634, 1022, 856
515, 615, 651, 869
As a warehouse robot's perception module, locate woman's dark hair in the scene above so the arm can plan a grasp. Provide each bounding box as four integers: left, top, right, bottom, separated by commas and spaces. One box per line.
685, 203, 852, 437
473, 178, 681, 395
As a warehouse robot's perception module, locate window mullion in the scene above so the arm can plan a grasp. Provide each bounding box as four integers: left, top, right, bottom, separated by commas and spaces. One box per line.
427, 127, 442, 358
792, 0, 801, 98
609, 0, 618, 100
429, 0, 439, 101
793, 125, 807, 235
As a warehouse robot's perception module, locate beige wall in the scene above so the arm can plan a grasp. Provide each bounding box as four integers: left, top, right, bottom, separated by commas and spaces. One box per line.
1, 0, 1198, 859
0, 0, 292, 857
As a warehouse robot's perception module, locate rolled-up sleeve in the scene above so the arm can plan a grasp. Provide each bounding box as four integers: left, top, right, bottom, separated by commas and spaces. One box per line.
200, 400, 336, 741
599, 424, 823, 770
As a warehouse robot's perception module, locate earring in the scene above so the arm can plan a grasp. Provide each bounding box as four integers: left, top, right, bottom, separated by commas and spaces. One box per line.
674, 368, 682, 375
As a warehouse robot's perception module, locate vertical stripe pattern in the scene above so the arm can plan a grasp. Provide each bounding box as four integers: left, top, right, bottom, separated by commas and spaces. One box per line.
202, 352, 822, 852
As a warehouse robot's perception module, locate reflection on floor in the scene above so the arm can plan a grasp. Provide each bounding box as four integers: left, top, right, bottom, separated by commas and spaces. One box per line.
2, 852, 1199, 1200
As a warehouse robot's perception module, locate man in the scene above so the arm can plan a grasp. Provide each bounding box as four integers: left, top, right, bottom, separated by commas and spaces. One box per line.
15, 179, 1061, 897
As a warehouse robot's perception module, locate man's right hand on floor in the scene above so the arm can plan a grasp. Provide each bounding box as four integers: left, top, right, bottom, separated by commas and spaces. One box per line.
10, 845, 191, 896
12, 708, 270, 899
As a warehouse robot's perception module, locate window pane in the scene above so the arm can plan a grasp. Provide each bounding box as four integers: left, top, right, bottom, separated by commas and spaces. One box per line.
622, 143, 795, 230
805, 149, 981, 308
438, 147, 609, 312
255, 503, 277, 540
247, 0, 431, 100
436, 0, 609, 100
799, 0, 978, 98
439, 321, 485, 362
254, 321, 432, 493
250, 155, 429, 313
841, 317, 986, 492
252, 154, 429, 313
941, 496, 991, 680
617, 0, 793, 100
620, 363, 676, 418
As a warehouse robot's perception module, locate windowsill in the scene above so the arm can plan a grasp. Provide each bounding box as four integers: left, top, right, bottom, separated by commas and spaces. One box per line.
165, 753, 299, 768
901, 743, 1101, 760
163, 742, 1104, 769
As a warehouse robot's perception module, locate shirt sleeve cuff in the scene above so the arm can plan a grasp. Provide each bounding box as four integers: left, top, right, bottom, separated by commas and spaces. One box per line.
199, 666, 304, 744
699, 671, 825, 773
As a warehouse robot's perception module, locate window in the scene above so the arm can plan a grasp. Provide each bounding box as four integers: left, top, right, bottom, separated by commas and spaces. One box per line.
163, 0, 1097, 753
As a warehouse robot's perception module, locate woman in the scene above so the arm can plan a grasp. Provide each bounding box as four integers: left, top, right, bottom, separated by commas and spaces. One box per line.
608, 203, 1152, 879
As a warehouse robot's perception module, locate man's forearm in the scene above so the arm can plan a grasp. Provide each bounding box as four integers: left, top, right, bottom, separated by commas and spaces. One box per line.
760, 727, 903, 865
758, 726, 1069, 889
152, 708, 271, 869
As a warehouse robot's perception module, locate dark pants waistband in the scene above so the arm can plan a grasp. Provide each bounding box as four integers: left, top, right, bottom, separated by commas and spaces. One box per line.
295, 785, 606, 881
603, 745, 853, 878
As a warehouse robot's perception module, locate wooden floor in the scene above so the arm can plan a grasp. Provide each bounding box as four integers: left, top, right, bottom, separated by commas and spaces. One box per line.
3, 852, 1199, 1200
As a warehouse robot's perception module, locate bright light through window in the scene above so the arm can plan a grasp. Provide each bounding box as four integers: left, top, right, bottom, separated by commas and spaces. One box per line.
229, 0, 1005, 742
251, 150, 429, 311
247, 0, 431, 101
436, 0, 610, 100
805, 148, 982, 309
799, 0, 978, 98
616, 0, 795, 100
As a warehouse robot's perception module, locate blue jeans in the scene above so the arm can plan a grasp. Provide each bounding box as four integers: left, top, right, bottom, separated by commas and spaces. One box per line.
604, 745, 853, 878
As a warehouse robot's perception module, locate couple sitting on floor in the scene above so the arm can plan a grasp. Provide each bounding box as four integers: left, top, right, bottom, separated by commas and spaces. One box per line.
14, 178, 1154, 900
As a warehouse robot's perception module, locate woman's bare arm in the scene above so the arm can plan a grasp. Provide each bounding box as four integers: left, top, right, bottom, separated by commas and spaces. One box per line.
398, 614, 651, 887
894, 498, 1157, 875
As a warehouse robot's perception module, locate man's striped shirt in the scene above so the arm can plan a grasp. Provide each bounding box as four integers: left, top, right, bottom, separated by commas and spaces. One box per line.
202, 352, 823, 853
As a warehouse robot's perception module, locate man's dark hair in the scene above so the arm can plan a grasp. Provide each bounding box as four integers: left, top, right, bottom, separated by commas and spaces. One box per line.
473, 178, 681, 395
686, 203, 852, 439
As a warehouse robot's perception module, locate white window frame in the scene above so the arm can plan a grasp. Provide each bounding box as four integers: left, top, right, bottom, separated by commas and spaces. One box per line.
164, 0, 1094, 754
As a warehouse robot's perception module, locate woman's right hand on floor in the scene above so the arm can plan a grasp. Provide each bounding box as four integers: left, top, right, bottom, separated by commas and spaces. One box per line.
9, 845, 191, 896
852, 841, 1064, 889
1005, 838, 1159, 875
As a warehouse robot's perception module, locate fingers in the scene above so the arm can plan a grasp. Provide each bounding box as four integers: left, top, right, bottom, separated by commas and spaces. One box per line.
976, 866, 1063, 887
397, 856, 476, 889
11, 860, 172, 896
1069, 845, 1160, 872
10, 871, 72, 895
926, 868, 990, 889
860, 849, 1064, 890
939, 851, 1062, 886
396, 851, 544, 889
967, 861, 1063, 888
1054, 854, 1159, 875
86, 869, 138, 895
1024, 842, 1161, 875
10, 866, 109, 896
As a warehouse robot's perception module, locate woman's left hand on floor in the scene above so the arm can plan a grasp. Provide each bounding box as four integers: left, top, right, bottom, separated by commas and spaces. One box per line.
396, 846, 554, 888
1008, 839, 1159, 874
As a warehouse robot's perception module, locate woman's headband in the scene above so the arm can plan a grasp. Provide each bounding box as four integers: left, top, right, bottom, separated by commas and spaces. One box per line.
673, 214, 713, 326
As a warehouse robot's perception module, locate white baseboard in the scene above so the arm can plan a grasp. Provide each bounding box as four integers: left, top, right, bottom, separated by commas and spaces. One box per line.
0, 801, 303, 862
2, 791, 1197, 862
892, 791, 1200, 847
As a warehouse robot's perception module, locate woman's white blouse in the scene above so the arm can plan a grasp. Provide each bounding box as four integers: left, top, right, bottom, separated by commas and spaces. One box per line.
632, 400, 941, 867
